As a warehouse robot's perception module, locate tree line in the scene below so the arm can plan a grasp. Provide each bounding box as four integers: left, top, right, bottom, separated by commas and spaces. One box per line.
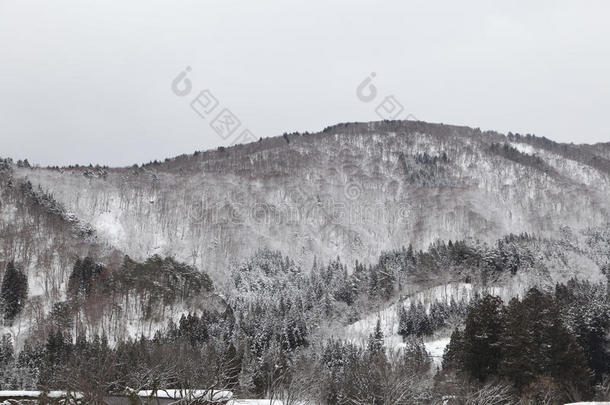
442, 280, 610, 403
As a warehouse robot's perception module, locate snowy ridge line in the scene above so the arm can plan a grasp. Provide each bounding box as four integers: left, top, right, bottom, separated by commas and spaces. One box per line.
12, 121, 610, 278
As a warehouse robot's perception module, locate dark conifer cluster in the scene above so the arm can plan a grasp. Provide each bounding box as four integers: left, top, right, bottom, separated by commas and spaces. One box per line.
0, 261, 28, 323
442, 281, 610, 402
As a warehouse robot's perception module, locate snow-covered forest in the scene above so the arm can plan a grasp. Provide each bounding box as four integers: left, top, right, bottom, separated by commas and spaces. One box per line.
1, 121, 610, 403
9, 122, 610, 278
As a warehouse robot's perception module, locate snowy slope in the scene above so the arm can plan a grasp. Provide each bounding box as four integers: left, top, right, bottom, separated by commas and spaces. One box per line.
13, 121, 610, 280
2, 120, 610, 347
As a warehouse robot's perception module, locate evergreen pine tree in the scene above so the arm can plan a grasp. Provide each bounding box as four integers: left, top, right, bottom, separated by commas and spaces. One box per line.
443, 328, 464, 369
397, 304, 411, 340
497, 288, 592, 396
1, 261, 28, 322
414, 302, 431, 336
367, 318, 384, 355
0, 334, 14, 365
68, 257, 101, 297
462, 294, 504, 381
377, 264, 395, 300
555, 280, 610, 380
498, 297, 537, 388
368, 265, 378, 298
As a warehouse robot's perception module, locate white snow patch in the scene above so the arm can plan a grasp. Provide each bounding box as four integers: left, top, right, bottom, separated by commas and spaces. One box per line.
342, 283, 473, 347
94, 211, 126, 245
509, 142, 609, 187
0, 391, 83, 399
27, 273, 46, 297
510, 142, 536, 156
566, 403, 610, 405
424, 337, 451, 367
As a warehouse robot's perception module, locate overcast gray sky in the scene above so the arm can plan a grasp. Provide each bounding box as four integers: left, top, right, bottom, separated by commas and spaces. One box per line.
1, 0, 609, 167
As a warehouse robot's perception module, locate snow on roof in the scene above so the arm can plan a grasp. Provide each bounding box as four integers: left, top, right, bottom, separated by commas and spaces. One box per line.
0, 391, 83, 399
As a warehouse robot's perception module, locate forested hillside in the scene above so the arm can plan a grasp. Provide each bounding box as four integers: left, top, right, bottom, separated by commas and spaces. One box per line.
10, 121, 610, 278
1, 120, 610, 403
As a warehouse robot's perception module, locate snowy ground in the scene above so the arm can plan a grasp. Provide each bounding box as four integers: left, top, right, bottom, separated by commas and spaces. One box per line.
341, 282, 474, 348
565, 403, 610, 405
424, 337, 451, 367
0, 393, 296, 405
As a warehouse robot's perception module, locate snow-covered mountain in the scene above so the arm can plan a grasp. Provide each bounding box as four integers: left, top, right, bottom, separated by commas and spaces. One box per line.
2, 119, 609, 346
9, 120, 610, 277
